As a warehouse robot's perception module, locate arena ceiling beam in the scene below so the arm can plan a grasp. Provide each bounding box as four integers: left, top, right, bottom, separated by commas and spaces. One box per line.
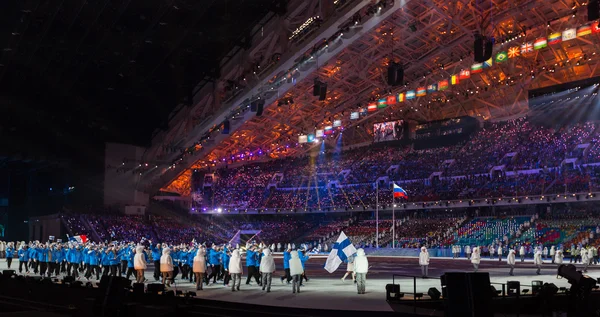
157, 0, 600, 196
146, 0, 409, 194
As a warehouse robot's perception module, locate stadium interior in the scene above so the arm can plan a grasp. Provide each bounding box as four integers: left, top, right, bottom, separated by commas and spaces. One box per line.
2, 0, 600, 316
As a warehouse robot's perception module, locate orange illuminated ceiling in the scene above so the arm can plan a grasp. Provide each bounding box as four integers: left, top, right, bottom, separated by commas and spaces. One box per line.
161, 0, 600, 195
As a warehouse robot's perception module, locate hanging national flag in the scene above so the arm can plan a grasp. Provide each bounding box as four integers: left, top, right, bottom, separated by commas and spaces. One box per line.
450, 75, 459, 85
471, 63, 483, 74
324, 231, 357, 273
438, 79, 449, 91
367, 103, 377, 112
562, 28, 576, 41
508, 46, 520, 58
386, 95, 397, 105
427, 84, 437, 92
69, 235, 88, 244
548, 32, 562, 45
495, 51, 508, 63
393, 183, 408, 199
459, 69, 470, 80
397, 92, 405, 102
520, 42, 533, 54
359, 107, 367, 116
593, 22, 600, 34
406, 90, 416, 100
577, 24, 592, 37
377, 98, 387, 108
416, 87, 426, 97
533, 37, 547, 50
483, 57, 493, 68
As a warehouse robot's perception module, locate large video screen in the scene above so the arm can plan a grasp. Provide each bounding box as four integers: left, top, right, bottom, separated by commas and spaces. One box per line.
373, 120, 405, 143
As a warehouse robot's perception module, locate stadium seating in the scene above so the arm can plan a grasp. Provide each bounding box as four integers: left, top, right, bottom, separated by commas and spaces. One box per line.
191, 116, 600, 211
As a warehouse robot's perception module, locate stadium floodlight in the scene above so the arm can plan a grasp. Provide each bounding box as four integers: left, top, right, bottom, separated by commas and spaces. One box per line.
217, 208, 222, 213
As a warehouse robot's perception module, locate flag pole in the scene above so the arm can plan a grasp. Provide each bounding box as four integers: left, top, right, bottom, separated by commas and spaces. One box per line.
376, 181, 379, 249
392, 191, 395, 249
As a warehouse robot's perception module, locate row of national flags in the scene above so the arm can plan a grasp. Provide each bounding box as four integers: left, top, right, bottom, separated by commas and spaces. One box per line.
355, 21, 599, 119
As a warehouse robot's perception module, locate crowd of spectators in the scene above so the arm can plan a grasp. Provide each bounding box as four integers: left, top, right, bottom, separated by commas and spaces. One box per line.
192, 116, 600, 210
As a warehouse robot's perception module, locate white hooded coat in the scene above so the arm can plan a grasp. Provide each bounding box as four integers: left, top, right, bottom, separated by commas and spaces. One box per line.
228, 249, 243, 274
259, 248, 276, 273
353, 248, 369, 274
419, 247, 430, 265
555, 250, 564, 264
519, 246, 525, 255
133, 246, 147, 270
507, 250, 516, 265
471, 247, 481, 264
533, 250, 543, 265
193, 249, 207, 273
550, 246, 555, 256
289, 250, 304, 276
160, 248, 174, 272
582, 249, 590, 264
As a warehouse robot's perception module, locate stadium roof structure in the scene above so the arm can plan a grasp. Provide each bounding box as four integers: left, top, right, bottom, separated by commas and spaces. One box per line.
136, 0, 600, 195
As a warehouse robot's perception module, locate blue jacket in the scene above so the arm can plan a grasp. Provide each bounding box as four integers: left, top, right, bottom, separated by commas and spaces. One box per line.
37, 248, 49, 262
120, 248, 130, 261
150, 244, 162, 261
101, 252, 112, 266
6, 247, 15, 258
82, 248, 90, 264
246, 250, 256, 267
71, 249, 83, 263
88, 250, 100, 266
28, 248, 37, 261
52, 249, 65, 263
222, 252, 230, 270
298, 251, 308, 269
187, 250, 195, 265
127, 250, 135, 268
208, 249, 221, 266
18, 248, 29, 261
283, 251, 291, 269
109, 251, 120, 266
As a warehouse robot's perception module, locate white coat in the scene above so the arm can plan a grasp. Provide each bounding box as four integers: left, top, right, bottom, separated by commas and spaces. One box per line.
550, 246, 555, 256
228, 249, 243, 274
471, 247, 481, 264
555, 250, 564, 264
289, 250, 304, 276
160, 248, 174, 272
582, 249, 590, 264
543, 247, 548, 256
507, 250, 516, 265
519, 246, 525, 255
419, 247, 430, 266
193, 249, 207, 273
353, 248, 369, 274
259, 248, 276, 273
465, 246, 471, 254
133, 246, 147, 270
498, 246, 503, 255
533, 251, 543, 265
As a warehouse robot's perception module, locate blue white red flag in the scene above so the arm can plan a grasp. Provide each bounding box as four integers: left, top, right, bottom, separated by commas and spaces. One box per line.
393, 183, 408, 199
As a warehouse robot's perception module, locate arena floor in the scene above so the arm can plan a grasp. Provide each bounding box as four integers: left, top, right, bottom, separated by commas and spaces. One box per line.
1, 256, 598, 314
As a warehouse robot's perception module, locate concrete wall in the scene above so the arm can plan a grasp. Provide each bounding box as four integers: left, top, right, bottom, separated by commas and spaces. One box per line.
29, 214, 63, 242
103, 142, 150, 207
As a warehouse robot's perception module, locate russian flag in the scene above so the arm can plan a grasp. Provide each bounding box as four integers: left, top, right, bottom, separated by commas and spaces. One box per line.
393, 183, 408, 199
68, 235, 88, 244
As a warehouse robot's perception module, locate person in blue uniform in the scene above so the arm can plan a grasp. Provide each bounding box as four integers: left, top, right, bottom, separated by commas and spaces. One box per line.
5, 242, 14, 269
18, 245, 29, 273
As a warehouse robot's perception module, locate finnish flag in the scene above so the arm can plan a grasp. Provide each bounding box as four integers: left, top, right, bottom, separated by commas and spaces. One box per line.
324, 231, 356, 273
